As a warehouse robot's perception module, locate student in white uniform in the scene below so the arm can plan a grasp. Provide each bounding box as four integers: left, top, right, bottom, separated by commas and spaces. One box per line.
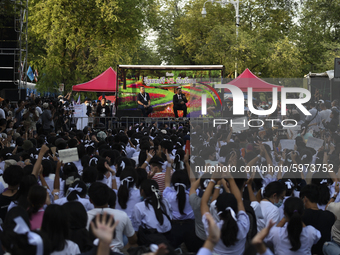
163, 167, 195, 251
87, 182, 137, 253
257, 181, 286, 232
54, 180, 94, 211
266, 197, 321, 255
131, 179, 173, 248
41, 204, 81, 255
115, 167, 140, 221
201, 173, 250, 255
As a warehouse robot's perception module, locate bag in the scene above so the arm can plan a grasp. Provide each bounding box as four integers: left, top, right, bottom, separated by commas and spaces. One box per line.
302, 110, 318, 129
137, 224, 167, 247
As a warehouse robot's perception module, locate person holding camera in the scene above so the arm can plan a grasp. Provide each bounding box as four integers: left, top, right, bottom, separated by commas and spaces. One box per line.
173, 86, 188, 118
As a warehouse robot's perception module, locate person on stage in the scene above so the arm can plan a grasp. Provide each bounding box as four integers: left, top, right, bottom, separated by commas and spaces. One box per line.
137, 87, 153, 117
173, 86, 188, 118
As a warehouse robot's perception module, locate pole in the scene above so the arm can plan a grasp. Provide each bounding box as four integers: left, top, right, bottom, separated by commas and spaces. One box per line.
234, 1, 239, 78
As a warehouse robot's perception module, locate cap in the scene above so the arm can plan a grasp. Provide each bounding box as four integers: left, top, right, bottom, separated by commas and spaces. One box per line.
176, 86, 182, 90
43, 103, 49, 109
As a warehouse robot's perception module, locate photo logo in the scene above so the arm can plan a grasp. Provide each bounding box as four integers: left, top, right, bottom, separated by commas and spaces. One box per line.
201, 85, 311, 116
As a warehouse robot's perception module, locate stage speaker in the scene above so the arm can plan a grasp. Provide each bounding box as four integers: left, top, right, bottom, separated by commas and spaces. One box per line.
1, 89, 26, 101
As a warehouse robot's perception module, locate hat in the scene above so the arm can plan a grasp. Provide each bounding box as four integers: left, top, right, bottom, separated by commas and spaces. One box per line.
176, 86, 182, 90
43, 103, 49, 109
161, 129, 167, 134
97, 131, 107, 141
22, 140, 33, 151
0, 97, 4, 102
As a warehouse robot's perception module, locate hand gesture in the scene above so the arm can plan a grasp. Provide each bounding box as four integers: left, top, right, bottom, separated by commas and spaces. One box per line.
40, 144, 50, 155
228, 151, 237, 166
183, 151, 189, 164
291, 151, 297, 160
90, 213, 119, 245
335, 182, 340, 194
146, 150, 155, 161
205, 213, 220, 245
252, 220, 275, 248
165, 149, 173, 163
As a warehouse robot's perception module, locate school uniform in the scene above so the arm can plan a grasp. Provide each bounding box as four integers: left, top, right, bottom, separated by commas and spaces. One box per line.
131, 198, 172, 233
51, 240, 80, 255
87, 208, 135, 254
202, 211, 250, 255
54, 196, 94, 211
266, 224, 321, 255
162, 187, 194, 220
257, 200, 280, 232
115, 187, 141, 221
163, 187, 197, 251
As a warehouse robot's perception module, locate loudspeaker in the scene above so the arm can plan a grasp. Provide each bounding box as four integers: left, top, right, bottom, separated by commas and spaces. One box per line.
1, 89, 26, 101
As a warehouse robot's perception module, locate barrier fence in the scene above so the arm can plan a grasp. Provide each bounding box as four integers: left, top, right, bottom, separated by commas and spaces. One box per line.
73, 116, 220, 130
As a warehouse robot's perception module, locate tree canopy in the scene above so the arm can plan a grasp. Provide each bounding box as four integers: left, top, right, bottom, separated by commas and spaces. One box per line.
25, 0, 340, 92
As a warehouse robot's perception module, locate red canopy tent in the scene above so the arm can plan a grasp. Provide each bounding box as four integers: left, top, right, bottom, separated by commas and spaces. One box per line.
72, 67, 117, 92
224, 68, 283, 92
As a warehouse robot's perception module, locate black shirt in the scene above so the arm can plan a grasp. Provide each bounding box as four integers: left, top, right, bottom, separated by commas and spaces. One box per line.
302, 208, 335, 255
137, 93, 150, 106
96, 104, 110, 117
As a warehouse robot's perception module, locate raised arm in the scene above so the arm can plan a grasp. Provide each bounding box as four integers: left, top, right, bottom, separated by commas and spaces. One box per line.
32, 145, 49, 178
165, 150, 173, 188
201, 178, 215, 216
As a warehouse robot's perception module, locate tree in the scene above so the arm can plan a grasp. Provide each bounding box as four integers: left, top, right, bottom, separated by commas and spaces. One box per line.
28, 0, 158, 92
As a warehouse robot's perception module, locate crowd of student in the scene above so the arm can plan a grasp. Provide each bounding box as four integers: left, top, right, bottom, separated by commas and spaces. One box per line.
0, 94, 340, 255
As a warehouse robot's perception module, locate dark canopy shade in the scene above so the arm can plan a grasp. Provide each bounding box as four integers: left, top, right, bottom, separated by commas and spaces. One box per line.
224, 68, 283, 92
72, 67, 117, 92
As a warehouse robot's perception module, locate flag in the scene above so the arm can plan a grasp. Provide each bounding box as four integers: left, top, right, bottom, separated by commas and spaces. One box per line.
76, 95, 81, 104
34, 69, 38, 82
27, 66, 34, 81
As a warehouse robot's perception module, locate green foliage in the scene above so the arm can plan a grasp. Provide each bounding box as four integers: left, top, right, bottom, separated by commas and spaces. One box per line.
28, 0, 159, 93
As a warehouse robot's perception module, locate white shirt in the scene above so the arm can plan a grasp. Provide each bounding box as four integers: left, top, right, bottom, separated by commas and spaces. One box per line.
202, 211, 250, 255
162, 187, 194, 220
73, 160, 83, 176
0, 108, 5, 119
131, 199, 172, 233
87, 208, 135, 253
319, 109, 332, 128
306, 108, 321, 131
51, 240, 80, 255
54, 196, 94, 211
115, 187, 141, 220
257, 200, 280, 232
266, 224, 321, 255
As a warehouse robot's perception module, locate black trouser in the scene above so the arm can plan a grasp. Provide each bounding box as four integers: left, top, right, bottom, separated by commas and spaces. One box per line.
138, 105, 153, 117
173, 104, 187, 118
168, 219, 200, 252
